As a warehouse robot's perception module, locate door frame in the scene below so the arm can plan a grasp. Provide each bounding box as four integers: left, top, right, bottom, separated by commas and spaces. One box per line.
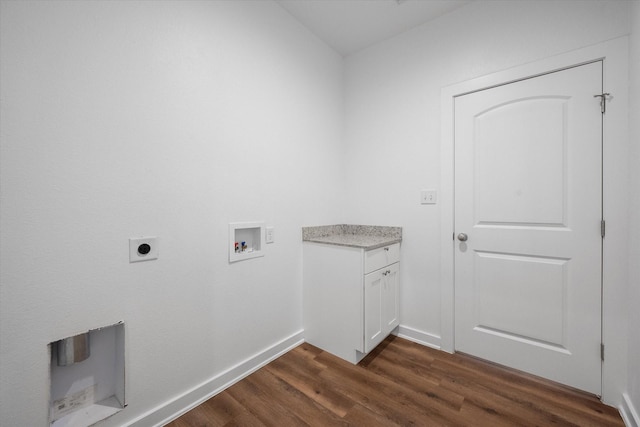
440, 37, 628, 406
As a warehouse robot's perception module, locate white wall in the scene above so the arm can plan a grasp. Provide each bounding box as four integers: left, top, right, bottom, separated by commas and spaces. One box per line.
627, 0, 640, 422
344, 0, 631, 400
0, 1, 344, 425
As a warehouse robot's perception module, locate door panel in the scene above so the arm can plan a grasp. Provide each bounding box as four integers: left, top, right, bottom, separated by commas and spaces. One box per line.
383, 262, 400, 330
454, 61, 602, 394
475, 97, 568, 226
364, 270, 383, 353
475, 251, 568, 346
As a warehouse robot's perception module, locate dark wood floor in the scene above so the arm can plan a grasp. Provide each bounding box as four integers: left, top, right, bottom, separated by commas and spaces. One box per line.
166, 335, 623, 426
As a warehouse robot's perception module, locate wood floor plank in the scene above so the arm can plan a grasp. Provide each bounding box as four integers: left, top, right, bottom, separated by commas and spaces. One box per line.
248, 364, 349, 427
342, 403, 401, 427
372, 335, 437, 367
292, 341, 325, 361
194, 392, 247, 427
168, 335, 624, 426
221, 409, 266, 427
439, 373, 576, 426
265, 353, 355, 417
359, 346, 464, 412
360, 339, 442, 386
165, 394, 236, 427
225, 372, 310, 426
432, 354, 622, 426
314, 350, 466, 426
165, 419, 192, 427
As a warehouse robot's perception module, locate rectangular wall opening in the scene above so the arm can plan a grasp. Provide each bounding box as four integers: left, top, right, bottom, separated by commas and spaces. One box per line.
49, 322, 125, 427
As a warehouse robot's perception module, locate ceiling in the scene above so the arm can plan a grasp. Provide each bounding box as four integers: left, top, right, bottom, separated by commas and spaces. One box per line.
276, 0, 472, 56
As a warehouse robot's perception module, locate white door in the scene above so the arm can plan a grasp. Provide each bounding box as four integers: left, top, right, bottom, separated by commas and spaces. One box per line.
364, 269, 383, 353
364, 262, 400, 353
454, 61, 603, 394
383, 262, 400, 332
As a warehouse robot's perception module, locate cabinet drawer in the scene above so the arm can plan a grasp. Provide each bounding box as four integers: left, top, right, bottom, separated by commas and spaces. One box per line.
364, 243, 400, 274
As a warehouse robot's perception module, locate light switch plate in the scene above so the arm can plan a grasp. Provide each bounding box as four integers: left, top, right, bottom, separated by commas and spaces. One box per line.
129, 237, 158, 262
420, 189, 437, 205
265, 226, 275, 244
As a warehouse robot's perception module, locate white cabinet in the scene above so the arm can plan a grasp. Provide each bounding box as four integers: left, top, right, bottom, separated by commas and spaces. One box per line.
303, 242, 400, 364
364, 261, 399, 353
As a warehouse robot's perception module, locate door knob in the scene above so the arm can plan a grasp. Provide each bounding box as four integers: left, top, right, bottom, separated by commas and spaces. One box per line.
457, 233, 468, 242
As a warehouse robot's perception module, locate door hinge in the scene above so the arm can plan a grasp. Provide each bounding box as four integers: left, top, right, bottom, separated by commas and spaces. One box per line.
601, 220, 606, 238
594, 93, 611, 114
601, 343, 605, 361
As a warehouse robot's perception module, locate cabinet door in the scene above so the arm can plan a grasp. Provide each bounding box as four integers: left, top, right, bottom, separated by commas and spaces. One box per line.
364, 269, 384, 353
383, 262, 400, 334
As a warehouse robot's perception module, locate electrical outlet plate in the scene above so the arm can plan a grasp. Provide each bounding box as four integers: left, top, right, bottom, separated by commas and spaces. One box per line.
420, 189, 437, 205
129, 237, 158, 262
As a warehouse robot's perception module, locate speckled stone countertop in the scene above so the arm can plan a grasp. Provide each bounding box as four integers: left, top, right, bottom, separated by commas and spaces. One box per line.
302, 224, 402, 250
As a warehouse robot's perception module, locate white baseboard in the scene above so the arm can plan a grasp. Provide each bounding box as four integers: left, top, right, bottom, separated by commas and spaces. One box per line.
125, 330, 304, 427
621, 393, 640, 427
395, 325, 442, 351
